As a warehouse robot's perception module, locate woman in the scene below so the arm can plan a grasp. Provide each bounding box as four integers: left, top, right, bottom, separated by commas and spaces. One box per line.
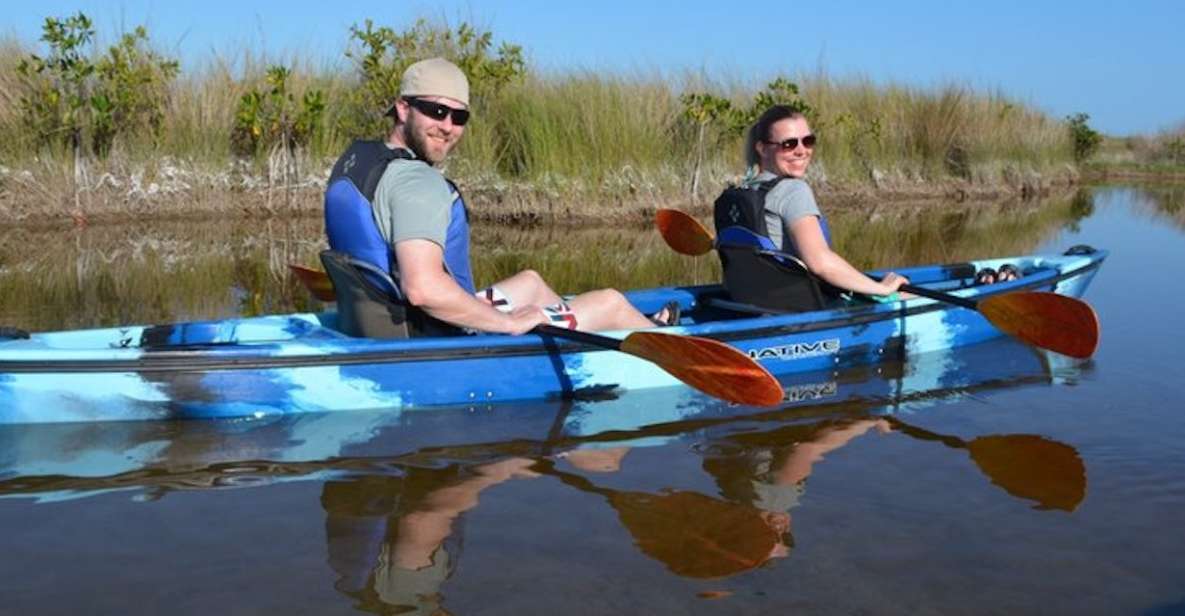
719, 105, 909, 302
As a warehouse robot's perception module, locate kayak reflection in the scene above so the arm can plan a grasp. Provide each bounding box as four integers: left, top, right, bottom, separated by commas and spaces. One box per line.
0, 337, 1090, 607
0, 336, 1079, 502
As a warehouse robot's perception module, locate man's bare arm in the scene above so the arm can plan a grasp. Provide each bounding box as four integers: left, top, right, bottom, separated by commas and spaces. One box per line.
395, 239, 546, 334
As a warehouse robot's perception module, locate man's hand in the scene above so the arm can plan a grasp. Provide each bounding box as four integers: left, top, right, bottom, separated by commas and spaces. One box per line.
504, 305, 549, 335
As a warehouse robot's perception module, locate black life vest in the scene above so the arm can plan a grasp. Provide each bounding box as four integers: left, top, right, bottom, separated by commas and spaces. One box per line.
710, 178, 836, 313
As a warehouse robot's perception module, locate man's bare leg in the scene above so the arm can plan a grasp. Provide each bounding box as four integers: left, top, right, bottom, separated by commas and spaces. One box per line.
482, 270, 673, 332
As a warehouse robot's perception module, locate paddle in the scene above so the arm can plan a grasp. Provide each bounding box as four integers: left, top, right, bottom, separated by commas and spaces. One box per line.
655, 208, 1100, 359
535, 325, 784, 406
535, 458, 784, 578
288, 263, 337, 302
287, 262, 785, 406
885, 416, 1086, 511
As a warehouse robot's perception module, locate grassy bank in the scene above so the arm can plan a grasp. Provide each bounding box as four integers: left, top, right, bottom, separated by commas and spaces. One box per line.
0, 17, 1088, 225
1082, 129, 1185, 181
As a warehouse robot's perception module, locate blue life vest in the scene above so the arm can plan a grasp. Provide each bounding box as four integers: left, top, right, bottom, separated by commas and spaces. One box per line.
324, 140, 475, 295
712, 177, 831, 258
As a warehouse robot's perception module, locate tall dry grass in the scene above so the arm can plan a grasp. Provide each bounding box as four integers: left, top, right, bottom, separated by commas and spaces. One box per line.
1, 25, 1086, 222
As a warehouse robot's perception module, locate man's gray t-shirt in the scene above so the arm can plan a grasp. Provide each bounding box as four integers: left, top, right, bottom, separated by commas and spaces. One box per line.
743, 171, 821, 252
372, 156, 457, 249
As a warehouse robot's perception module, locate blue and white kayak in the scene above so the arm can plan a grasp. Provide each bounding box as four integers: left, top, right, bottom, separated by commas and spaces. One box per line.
0, 248, 1106, 424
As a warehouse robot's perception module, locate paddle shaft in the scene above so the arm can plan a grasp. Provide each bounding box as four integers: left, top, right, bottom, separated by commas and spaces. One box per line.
888, 280, 978, 310
535, 324, 623, 350
884, 415, 965, 449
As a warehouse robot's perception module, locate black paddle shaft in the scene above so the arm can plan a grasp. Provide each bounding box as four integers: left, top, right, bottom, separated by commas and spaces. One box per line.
898, 283, 979, 310
534, 324, 625, 351
867, 272, 979, 309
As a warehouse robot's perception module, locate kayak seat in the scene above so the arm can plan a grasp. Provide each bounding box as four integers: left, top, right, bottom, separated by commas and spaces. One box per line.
320, 250, 414, 339
320, 250, 462, 339
716, 226, 830, 313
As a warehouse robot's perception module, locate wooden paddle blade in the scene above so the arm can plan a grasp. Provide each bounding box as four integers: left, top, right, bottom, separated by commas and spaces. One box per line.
967, 434, 1087, 512
288, 264, 337, 302
656, 208, 715, 256
978, 292, 1099, 358
620, 332, 784, 406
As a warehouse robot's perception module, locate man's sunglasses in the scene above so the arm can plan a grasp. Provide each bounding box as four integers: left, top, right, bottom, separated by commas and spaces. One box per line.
404, 97, 470, 126
764, 134, 817, 150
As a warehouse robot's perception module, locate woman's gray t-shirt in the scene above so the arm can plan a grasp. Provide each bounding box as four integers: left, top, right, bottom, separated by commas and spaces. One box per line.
743, 171, 821, 252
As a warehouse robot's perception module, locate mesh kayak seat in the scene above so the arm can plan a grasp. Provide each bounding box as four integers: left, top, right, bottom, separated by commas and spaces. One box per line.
320, 250, 413, 339
715, 226, 831, 313
320, 250, 461, 339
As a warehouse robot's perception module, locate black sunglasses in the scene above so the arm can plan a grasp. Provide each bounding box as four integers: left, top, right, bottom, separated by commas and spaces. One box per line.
764, 134, 817, 150
404, 97, 470, 126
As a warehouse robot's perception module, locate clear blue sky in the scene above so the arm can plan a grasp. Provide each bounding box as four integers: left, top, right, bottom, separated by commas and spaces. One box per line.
5, 0, 1183, 136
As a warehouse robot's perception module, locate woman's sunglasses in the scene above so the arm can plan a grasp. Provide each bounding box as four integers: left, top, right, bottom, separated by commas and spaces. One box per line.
764, 134, 817, 150
404, 97, 470, 126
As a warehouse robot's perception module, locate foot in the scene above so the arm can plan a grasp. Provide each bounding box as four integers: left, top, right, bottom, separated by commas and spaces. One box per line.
649, 301, 681, 326
974, 267, 997, 285
997, 263, 1021, 282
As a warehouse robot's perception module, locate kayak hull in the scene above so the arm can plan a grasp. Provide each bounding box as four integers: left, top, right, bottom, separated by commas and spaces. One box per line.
0, 250, 1107, 424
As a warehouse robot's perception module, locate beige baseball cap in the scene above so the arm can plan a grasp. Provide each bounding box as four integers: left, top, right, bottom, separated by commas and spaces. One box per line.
385, 57, 469, 116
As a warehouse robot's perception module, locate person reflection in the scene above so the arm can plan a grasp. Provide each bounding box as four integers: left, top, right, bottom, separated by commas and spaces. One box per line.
545, 419, 884, 579
699, 418, 890, 558
320, 457, 539, 614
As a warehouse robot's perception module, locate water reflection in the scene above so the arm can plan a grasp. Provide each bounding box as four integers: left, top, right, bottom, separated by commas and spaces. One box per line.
885, 418, 1086, 511
322, 459, 541, 615
1098, 183, 1185, 231
0, 336, 1091, 610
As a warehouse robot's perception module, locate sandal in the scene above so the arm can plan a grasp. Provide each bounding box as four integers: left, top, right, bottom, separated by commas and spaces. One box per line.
974, 267, 997, 286
997, 263, 1021, 282
650, 301, 681, 327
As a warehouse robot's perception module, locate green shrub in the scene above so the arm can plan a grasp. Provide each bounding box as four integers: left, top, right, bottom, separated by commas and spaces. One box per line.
15, 13, 95, 156
340, 19, 525, 139
230, 65, 325, 158
15, 13, 177, 158
1066, 112, 1102, 162
90, 26, 178, 155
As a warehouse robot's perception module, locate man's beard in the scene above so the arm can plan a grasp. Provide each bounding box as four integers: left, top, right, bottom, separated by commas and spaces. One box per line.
404, 116, 447, 165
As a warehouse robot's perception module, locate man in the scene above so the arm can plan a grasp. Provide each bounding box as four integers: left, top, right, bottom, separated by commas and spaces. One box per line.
327, 57, 673, 336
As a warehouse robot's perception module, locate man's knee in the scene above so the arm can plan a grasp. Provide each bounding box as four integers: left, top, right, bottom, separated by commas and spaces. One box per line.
589, 288, 630, 310
518, 269, 544, 284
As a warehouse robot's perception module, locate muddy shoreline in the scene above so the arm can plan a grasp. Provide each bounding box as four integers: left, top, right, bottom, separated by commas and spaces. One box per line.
0, 168, 1090, 231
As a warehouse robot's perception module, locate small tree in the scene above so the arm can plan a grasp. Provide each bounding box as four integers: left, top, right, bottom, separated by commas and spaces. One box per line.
341, 19, 525, 137
90, 26, 179, 156
679, 77, 816, 196
16, 13, 96, 158
231, 65, 325, 159
1066, 112, 1102, 162
681, 93, 737, 199
16, 13, 178, 159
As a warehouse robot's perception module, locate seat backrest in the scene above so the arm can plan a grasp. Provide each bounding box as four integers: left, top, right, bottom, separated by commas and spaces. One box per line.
716, 226, 828, 313
320, 250, 412, 338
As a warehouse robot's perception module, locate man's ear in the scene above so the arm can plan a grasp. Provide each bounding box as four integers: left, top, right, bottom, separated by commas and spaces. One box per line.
393, 99, 410, 124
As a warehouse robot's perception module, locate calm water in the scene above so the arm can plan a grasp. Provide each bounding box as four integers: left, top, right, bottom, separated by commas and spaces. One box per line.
1, 185, 1184, 615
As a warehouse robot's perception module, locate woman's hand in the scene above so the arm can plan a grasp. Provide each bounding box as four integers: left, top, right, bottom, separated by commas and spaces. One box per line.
880, 271, 910, 294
